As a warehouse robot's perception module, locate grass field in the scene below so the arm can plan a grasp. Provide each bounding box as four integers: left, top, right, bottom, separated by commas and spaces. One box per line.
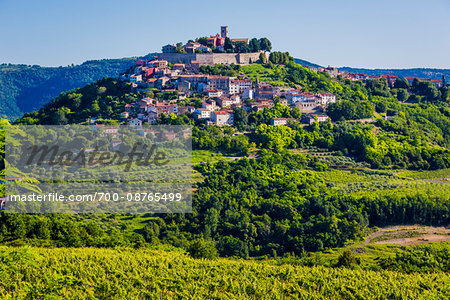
0, 246, 448, 299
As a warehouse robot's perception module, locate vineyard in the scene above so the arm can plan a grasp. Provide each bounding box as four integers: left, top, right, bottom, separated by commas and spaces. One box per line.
316, 168, 450, 198
0, 246, 448, 299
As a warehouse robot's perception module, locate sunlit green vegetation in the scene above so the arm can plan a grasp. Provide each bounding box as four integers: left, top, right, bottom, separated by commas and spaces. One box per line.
0, 246, 448, 299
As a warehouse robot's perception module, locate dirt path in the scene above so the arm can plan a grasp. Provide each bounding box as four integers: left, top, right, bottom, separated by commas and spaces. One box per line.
365, 225, 450, 246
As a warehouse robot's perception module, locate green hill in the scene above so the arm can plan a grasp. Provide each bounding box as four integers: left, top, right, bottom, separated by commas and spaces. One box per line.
0, 58, 137, 120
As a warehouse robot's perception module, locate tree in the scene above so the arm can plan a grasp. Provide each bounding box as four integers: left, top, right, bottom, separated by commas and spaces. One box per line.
51, 109, 68, 125
187, 238, 218, 259
176, 42, 183, 53
196, 37, 209, 46
90, 100, 100, 114
397, 89, 409, 102
224, 38, 234, 52
259, 52, 266, 64
259, 38, 272, 52
335, 250, 358, 267
249, 38, 260, 52
394, 78, 409, 89
234, 41, 250, 53
375, 101, 387, 113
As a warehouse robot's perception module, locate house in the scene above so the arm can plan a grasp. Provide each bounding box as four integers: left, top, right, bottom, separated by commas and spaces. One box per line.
211, 111, 234, 126
381, 75, 398, 87
144, 68, 155, 78
156, 102, 178, 114
162, 44, 176, 53
151, 60, 168, 69
233, 79, 252, 92
258, 91, 275, 100
144, 111, 157, 124
207, 75, 230, 91
128, 118, 142, 127
242, 88, 254, 100
202, 100, 217, 111
193, 108, 211, 120
172, 63, 185, 71
431, 80, 443, 88
216, 96, 234, 108
177, 74, 209, 89
304, 65, 318, 72
186, 105, 196, 113
279, 98, 289, 106
124, 104, 133, 113
207, 34, 225, 48
270, 118, 296, 126
316, 93, 336, 105
207, 90, 224, 98
324, 66, 339, 77
178, 80, 191, 94
129, 74, 142, 83
93, 124, 119, 136
229, 81, 240, 95
185, 42, 211, 53
304, 114, 329, 124
157, 76, 170, 87
295, 99, 321, 113
146, 78, 157, 88
230, 95, 241, 104
286, 92, 316, 104
190, 61, 200, 72
120, 112, 129, 118
177, 106, 189, 115
249, 103, 266, 112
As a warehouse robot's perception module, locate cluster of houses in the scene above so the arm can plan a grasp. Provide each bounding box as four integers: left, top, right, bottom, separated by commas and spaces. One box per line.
121, 58, 336, 127
162, 26, 249, 54
304, 65, 447, 89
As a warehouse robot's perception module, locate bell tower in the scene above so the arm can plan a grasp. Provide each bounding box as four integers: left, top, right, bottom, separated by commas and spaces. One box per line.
221, 26, 228, 38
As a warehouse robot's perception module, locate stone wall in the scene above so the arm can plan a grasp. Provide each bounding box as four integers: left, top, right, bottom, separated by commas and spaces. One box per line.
158, 53, 197, 64
158, 52, 263, 66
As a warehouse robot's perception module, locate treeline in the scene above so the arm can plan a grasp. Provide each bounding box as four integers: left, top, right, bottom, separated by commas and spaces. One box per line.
0, 213, 145, 248
141, 151, 449, 258
193, 37, 272, 53
269, 52, 294, 65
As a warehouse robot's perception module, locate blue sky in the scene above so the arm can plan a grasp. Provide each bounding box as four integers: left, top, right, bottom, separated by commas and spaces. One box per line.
1, 0, 449, 68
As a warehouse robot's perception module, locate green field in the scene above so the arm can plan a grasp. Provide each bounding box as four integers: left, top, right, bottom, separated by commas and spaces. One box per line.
0, 246, 448, 299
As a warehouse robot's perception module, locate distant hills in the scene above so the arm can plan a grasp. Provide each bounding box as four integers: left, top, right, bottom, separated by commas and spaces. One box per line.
1, 55, 449, 120
337, 67, 450, 80
0, 58, 139, 120
294, 58, 322, 69
293, 58, 450, 80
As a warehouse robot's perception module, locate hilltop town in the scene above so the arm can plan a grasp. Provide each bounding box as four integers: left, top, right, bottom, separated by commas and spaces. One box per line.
119, 26, 339, 127
116, 26, 448, 129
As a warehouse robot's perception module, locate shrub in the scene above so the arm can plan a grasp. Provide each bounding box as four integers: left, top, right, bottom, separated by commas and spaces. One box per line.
187, 238, 218, 260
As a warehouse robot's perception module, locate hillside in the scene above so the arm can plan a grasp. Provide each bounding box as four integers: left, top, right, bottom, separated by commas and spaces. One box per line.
294, 58, 322, 68
337, 67, 450, 80
0, 246, 448, 299
293, 58, 450, 80
2, 57, 449, 298
0, 58, 138, 120
3, 54, 448, 121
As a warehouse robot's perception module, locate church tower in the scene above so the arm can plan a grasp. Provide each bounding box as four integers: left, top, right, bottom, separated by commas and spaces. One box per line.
443, 75, 446, 87
221, 26, 228, 38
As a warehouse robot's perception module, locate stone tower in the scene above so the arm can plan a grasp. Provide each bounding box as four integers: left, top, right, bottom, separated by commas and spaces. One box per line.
221, 26, 228, 38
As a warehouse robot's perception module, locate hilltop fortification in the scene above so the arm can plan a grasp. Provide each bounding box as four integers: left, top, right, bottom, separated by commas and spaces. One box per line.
158, 52, 263, 66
